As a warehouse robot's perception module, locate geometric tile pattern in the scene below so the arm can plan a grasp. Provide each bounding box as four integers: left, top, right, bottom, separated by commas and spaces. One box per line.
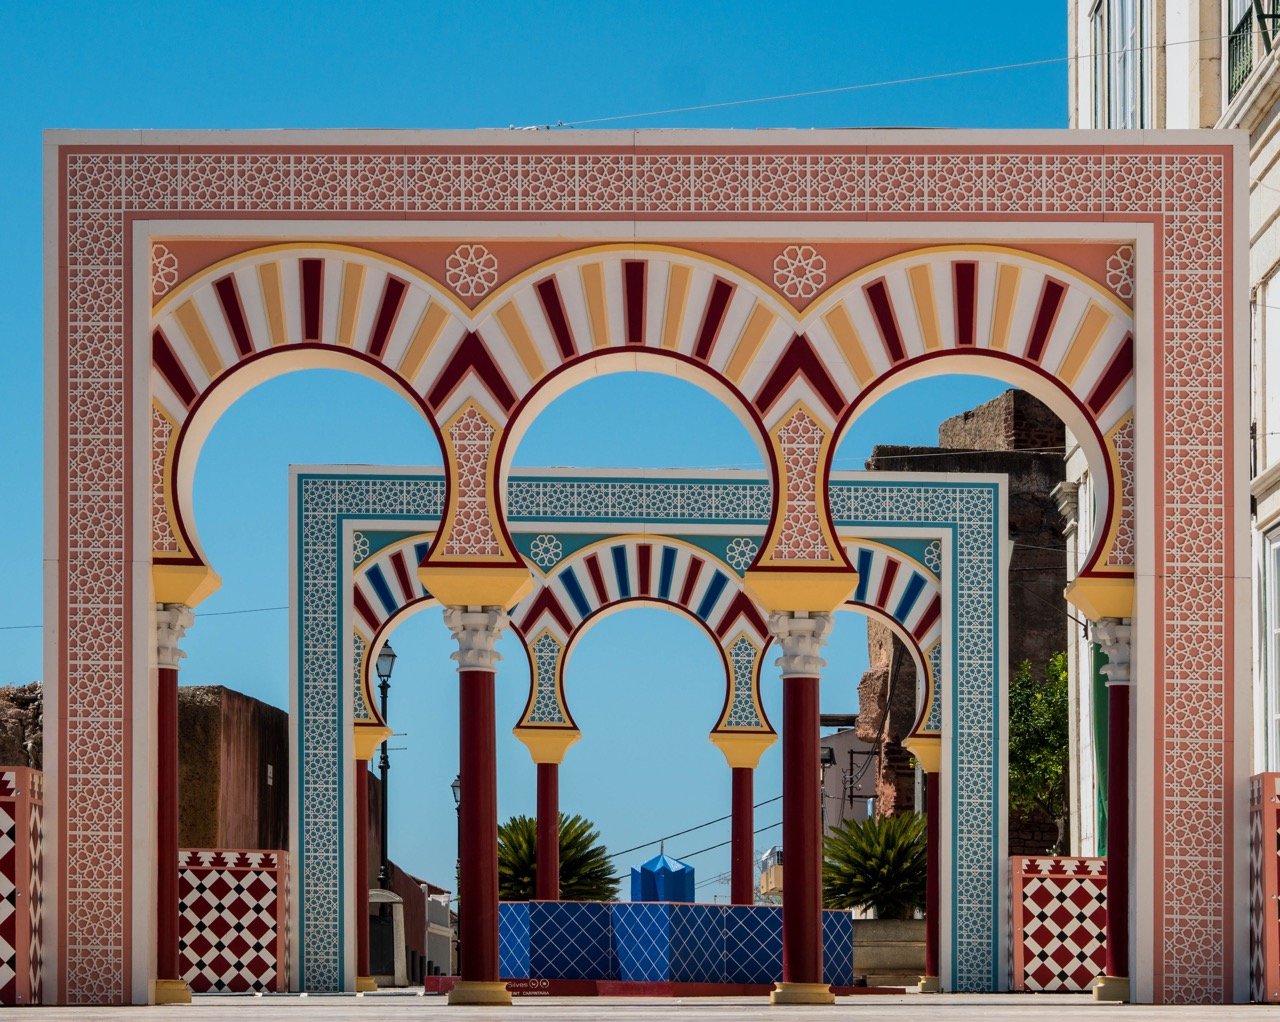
1010, 857, 1107, 993
0, 769, 41, 1006
1249, 774, 1280, 1003
298, 469, 986, 989
177, 850, 288, 994
499, 900, 853, 986
52, 138, 1233, 1004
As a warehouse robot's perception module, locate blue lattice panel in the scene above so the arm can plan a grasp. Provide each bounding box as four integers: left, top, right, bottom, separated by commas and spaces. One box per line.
529, 901, 614, 980
722, 905, 782, 984
822, 910, 853, 987
611, 903, 671, 981
670, 904, 724, 983
498, 902, 530, 980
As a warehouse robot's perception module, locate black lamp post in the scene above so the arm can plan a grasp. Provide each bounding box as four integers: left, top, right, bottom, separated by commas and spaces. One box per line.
375, 642, 397, 889
451, 773, 461, 974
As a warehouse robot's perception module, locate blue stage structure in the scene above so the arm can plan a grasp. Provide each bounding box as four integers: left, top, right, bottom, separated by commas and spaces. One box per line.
631, 853, 695, 903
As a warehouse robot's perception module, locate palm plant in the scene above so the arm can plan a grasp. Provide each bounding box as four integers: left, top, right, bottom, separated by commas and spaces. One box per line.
498, 812, 620, 901
822, 812, 926, 920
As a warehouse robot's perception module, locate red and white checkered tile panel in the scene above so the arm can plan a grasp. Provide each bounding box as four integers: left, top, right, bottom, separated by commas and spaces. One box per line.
1011, 856, 1107, 992
178, 850, 288, 993
1250, 774, 1280, 1003
0, 768, 41, 1006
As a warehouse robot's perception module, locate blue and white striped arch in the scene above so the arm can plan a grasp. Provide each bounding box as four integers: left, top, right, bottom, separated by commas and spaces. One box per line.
292, 468, 1003, 993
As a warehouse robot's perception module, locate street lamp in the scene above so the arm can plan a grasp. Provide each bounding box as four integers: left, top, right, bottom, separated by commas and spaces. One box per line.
451, 773, 461, 975
820, 745, 836, 832
375, 642, 397, 889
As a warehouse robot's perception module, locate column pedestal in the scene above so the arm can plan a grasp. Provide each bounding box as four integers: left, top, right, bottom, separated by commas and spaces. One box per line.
768, 612, 834, 1006
155, 605, 193, 1005
1092, 618, 1131, 1004
446, 607, 511, 1008
536, 762, 559, 901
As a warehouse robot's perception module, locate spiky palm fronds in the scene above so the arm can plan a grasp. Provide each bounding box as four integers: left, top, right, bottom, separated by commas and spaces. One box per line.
822, 812, 926, 920
497, 812, 620, 902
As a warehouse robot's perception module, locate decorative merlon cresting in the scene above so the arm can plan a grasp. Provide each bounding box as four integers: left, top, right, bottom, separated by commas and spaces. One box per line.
444, 606, 509, 673
768, 612, 833, 678
1093, 618, 1133, 686
155, 603, 193, 670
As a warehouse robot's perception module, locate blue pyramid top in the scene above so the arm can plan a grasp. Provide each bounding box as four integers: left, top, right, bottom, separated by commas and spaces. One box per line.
631, 852, 695, 902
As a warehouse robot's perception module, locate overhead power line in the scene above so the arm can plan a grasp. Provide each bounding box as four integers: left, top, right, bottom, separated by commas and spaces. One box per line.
608, 795, 782, 860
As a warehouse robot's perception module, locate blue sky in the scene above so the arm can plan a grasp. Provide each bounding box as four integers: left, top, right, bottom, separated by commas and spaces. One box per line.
0, 4, 1063, 896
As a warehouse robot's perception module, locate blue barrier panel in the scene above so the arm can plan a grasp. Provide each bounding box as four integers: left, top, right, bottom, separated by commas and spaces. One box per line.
611, 903, 672, 981
722, 904, 782, 985
529, 901, 614, 980
822, 910, 854, 987
670, 903, 725, 983
498, 902, 530, 980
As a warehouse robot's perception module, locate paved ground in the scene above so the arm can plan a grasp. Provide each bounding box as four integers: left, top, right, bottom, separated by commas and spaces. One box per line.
5, 991, 1278, 1020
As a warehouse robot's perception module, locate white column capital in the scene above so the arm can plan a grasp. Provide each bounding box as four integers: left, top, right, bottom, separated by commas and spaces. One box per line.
444, 605, 510, 673
1092, 616, 1132, 687
767, 611, 833, 679
155, 602, 194, 670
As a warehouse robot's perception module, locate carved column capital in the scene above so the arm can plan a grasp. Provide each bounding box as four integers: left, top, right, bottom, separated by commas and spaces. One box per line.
155, 603, 194, 670
1051, 480, 1080, 530
444, 606, 509, 673
767, 611, 833, 679
1093, 617, 1132, 687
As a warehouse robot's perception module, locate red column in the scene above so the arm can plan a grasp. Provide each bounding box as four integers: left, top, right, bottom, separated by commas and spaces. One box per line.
924, 771, 940, 983
1105, 679, 1130, 979
458, 668, 501, 985
157, 664, 180, 984
781, 674, 822, 986
356, 760, 371, 979
731, 767, 754, 906
536, 763, 559, 901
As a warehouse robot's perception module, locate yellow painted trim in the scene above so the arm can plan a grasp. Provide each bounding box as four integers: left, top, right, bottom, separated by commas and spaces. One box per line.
770, 982, 835, 1005
337, 260, 366, 346
742, 568, 858, 614
709, 730, 776, 769
448, 980, 512, 1006
907, 263, 941, 350
353, 724, 393, 761
397, 300, 449, 384
494, 301, 546, 381
1064, 574, 1135, 620
661, 263, 692, 350
417, 564, 533, 608
724, 303, 777, 384
514, 726, 581, 765
579, 262, 612, 349
903, 734, 941, 773
990, 263, 1020, 351
152, 979, 193, 1005
1056, 301, 1111, 388
821, 304, 875, 386
257, 261, 288, 346
174, 299, 224, 379
153, 562, 222, 608
355, 976, 378, 993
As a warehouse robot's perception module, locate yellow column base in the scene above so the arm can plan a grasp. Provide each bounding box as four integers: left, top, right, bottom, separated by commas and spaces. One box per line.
355, 975, 378, 992
152, 978, 193, 1004
769, 981, 835, 1005
918, 975, 941, 993
1092, 975, 1129, 1002
448, 979, 512, 1006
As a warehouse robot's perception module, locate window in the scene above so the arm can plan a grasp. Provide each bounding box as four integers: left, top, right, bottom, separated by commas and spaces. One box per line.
1091, 1, 1107, 128
1266, 531, 1280, 769
1107, 0, 1144, 127
1230, 0, 1256, 99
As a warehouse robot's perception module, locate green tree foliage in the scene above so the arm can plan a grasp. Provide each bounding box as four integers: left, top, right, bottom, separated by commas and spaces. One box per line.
822, 812, 926, 919
497, 812, 620, 902
1008, 652, 1070, 853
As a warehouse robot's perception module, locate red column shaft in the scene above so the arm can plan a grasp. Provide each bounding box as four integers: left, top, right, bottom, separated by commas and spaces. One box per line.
731, 767, 754, 906
536, 763, 559, 901
157, 665, 179, 981
355, 760, 371, 977
925, 771, 940, 979
781, 675, 822, 985
1105, 682, 1130, 978
459, 669, 500, 983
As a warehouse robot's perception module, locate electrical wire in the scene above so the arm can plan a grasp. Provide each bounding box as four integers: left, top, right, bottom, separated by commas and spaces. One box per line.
607, 794, 782, 860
